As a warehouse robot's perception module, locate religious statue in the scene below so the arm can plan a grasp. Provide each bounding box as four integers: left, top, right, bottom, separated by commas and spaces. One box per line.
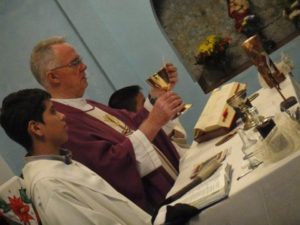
226, 0, 276, 53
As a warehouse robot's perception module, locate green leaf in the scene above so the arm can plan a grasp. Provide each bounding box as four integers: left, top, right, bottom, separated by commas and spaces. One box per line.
19, 188, 31, 204
0, 197, 10, 213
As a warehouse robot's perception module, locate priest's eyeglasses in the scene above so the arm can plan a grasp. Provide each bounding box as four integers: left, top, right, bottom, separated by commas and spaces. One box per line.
50, 57, 83, 71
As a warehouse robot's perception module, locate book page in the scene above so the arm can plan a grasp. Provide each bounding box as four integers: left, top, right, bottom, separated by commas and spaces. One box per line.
196, 87, 230, 131
168, 150, 228, 196
194, 82, 246, 132
169, 163, 231, 209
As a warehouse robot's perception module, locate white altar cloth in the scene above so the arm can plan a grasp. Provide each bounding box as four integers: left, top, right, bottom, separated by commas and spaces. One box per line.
169, 76, 300, 225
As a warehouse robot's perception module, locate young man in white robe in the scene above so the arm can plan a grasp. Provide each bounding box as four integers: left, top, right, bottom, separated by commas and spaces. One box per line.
0, 88, 152, 225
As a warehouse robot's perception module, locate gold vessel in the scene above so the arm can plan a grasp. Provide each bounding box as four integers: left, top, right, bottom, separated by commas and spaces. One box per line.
242, 35, 285, 88
147, 68, 192, 115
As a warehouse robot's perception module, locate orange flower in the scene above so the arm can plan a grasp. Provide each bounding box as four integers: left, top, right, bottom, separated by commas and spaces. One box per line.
8, 196, 34, 223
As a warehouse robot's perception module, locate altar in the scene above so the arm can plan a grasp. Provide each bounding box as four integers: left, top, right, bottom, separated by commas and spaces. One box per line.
169, 76, 300, 225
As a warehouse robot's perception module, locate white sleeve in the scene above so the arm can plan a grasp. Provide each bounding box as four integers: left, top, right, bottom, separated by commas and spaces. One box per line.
128, 130, 162, 177
46, 192, 122, 225
34, 181, 122, 225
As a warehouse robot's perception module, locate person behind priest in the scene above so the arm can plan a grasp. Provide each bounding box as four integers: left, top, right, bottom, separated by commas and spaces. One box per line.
109, 85, 188, 151
108, 85, 145, 112
29, 36, 184, 213
0, 88, 153, 225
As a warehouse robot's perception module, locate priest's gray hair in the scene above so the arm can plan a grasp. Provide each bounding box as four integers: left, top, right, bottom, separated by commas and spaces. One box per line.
30, 36, 66, 87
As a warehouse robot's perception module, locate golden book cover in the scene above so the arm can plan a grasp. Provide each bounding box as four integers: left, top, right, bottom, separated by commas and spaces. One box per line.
194, 82, 246, 143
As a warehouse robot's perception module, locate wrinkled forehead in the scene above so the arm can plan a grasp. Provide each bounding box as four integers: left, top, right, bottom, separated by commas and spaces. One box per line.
52, 43, 79, 62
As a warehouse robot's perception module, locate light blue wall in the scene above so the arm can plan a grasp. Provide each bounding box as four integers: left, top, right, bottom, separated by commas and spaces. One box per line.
0, 0, 115, 174
0, 0, 299, 175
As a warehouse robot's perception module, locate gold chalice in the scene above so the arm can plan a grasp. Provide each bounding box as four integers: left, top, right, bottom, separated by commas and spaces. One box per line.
147, 67, 192, 115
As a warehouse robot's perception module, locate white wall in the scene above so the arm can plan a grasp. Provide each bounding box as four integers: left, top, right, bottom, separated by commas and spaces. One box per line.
0, 154, 14, 185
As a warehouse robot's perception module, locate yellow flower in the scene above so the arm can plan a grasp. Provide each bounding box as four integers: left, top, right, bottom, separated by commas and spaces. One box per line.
195, 34, 231, 65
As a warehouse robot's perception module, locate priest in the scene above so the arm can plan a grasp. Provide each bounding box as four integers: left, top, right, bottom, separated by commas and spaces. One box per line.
29, 36, 185, 212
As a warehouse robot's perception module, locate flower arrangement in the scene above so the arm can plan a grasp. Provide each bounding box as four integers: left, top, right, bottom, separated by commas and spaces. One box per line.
195, 35, 231, 66
0, 187, 39, 224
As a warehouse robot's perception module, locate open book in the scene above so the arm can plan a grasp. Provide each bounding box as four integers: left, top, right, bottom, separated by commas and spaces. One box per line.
168, 163, 231, 210
194, 82, 246, 142
153, 151, 232, 225
164, 150, 232, 209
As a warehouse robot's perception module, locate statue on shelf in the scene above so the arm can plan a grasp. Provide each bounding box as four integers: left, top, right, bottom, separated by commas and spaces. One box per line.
227, 0, 250, 32
226, 0, 276, 53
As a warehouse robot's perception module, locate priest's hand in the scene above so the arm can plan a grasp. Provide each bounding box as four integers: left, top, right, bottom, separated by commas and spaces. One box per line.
140, 92, 184, 141
165, 63, 178, 90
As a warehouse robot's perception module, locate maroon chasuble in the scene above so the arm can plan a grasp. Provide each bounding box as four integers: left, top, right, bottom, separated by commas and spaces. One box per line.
52, 100, 180, 212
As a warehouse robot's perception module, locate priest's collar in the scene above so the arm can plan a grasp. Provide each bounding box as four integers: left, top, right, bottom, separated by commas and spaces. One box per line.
25, 149, 72, 165
52, 98, 94, 111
